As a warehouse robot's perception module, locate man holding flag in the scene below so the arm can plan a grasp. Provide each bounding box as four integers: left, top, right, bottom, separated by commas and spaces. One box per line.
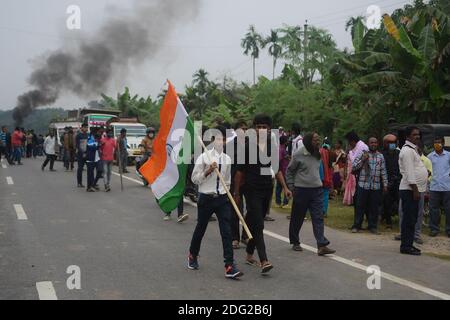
188, 125, 243, 279
139, 82, 245, 279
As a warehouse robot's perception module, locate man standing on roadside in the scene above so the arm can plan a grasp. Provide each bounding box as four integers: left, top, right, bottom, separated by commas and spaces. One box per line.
398, 126, 428, 255
117, 128, 129, 174
351, 137, 388, 234
428, 136, 450, 238
76, 124, 89, 188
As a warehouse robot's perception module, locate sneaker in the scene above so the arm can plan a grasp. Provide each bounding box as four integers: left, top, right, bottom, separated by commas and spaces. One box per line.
282, 204, 292, 209
188, 254, 199, 270
292, 244, 303, 252
105, 186, 111, 192
318, 246, 336, 256
93, 185, 100, 191
414, 238, 424, 245
351, 228, 359, 233
87, 188, 96, 192
177, 214, 189, 223
164, 215, 171, 221
264, 216, 275, 222
77, 184, 85, 188
225, 264, 243, 279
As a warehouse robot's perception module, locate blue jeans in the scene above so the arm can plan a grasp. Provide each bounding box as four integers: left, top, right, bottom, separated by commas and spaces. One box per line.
189, 194, 234, 266
289, 187, 330, 248
13, 146, 22, 163
275, 181, 289, 206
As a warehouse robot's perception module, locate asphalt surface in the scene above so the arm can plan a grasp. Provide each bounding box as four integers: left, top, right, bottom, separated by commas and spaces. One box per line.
1, 156, 450, 300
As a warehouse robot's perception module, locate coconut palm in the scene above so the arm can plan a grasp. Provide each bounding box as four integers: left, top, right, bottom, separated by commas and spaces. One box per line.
241, 25, 263, 85
263, 29, 283, 80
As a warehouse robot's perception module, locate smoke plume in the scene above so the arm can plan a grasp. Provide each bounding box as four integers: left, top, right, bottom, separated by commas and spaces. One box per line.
13, 0, 200, 126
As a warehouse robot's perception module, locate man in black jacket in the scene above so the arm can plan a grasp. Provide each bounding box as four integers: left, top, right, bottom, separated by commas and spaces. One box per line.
382, 134, 401, 229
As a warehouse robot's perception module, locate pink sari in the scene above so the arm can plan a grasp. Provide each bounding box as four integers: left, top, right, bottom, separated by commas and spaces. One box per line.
343, 158, 356, 205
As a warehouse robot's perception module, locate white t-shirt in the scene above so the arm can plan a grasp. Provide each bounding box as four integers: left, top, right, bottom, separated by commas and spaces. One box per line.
291, 135, 304, 155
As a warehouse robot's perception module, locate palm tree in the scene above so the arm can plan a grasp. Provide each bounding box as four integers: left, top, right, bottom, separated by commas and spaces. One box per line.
263, 29, 283, 80
241, 25, 263, 85
193, 69, 210, 96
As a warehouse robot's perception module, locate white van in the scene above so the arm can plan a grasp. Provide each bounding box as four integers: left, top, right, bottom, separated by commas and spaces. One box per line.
109, 122, 147, 163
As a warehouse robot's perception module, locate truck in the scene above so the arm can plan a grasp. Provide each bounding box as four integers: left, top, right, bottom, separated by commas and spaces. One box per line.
107, 118, 147, 164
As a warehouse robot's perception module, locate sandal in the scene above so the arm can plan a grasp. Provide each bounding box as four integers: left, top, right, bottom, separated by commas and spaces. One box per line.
261, 262, 274, 274
245, 258, 260, 267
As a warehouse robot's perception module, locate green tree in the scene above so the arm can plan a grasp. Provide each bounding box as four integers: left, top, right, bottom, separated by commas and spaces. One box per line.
263, 29, 283, 80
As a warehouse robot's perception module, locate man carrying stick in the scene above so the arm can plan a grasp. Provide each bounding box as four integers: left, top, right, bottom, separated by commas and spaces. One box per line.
188, 126, 244, 279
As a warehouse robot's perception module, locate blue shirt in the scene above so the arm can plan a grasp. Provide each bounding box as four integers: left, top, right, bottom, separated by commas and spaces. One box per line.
0, 132, 6, 145
428, 150, 450, 192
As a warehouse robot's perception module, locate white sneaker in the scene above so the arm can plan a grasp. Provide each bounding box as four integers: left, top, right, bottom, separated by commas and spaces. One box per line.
163, 215, 171, 221
177, 214, 189, 223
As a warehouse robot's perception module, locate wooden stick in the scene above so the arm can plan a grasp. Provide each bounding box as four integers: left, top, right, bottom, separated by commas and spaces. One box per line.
196, 135, 253, 240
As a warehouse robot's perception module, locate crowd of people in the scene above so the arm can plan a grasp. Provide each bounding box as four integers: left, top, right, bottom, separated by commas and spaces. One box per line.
2, 116, 449, 279
0, 126, 45, 165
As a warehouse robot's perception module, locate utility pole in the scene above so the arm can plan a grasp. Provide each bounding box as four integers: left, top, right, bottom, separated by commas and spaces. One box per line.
303, 20, 308, 88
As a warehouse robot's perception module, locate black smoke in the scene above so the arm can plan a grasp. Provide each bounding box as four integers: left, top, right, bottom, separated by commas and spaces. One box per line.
13, 0, 200, 126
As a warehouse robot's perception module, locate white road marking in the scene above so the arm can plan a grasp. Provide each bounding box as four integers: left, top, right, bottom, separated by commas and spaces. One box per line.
14, 204, 28, 220
6, 176, 14, 185
36, 281, 58, 300
115, 167, 450, 300
112, 171, 145, 185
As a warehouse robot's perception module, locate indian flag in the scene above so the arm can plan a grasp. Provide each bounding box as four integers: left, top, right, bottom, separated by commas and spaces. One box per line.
139, 81, 194, 213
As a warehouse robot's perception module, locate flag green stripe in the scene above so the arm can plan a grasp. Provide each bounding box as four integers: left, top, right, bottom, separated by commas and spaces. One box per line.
157, 118, 194, 213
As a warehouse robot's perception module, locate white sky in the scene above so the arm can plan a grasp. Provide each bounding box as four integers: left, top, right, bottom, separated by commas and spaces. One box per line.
0, 0, 412, 110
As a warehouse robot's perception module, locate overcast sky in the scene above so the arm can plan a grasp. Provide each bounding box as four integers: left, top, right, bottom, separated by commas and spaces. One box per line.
0, 0, 412, 110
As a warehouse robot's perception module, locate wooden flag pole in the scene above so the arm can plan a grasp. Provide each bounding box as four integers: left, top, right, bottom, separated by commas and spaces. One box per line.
195, 135, 253, 240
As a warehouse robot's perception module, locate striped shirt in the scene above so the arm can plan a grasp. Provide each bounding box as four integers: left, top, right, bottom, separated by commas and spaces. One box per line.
352, 151, 388, 190
0, 132, 6, 146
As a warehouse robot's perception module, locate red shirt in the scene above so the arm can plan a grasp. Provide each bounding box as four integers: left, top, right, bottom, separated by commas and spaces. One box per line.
100, 137, 116, 161
12, 131, 24, 147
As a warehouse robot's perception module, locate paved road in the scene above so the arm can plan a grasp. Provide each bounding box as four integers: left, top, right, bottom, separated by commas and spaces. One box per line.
1, 156, 450, 300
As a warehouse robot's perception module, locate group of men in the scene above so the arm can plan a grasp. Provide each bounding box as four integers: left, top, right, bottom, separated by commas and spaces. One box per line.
345, 127, 450, 256
187, 114, 336, 279
0, 126, 44, 165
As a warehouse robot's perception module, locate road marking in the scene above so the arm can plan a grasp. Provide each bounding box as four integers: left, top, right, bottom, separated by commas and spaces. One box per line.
14, 204, 28, 220
112, 171, 147, 185
36, 282, 58, 300
116, 167, 450, 300
6, 177, 14, 185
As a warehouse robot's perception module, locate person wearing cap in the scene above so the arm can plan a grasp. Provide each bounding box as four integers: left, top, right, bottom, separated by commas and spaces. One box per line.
381, 134, 401, 229
117, 128, 129, 173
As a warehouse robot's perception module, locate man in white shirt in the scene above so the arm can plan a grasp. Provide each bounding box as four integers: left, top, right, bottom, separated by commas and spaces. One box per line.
398, 126, 428, 256
41, 130, 58, 172
290, 122, 304, 156
187, 126, 243, 279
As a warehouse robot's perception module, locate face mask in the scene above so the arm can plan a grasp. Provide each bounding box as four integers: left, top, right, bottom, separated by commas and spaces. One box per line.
434, 143, 443, 152
388, 143, 396, 151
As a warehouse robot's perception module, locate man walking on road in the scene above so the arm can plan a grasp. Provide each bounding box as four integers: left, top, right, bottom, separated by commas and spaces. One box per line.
234, 114, 292, 274
11, 127, 24, 165
427, 136, 450, 238
351, 137, 388, 234
188, 126, 243, 279
41, 130, 58, 172
100, 129, 116, 192
398, 126, 428, 256
76, 124, 89, 188
286, 132, 336, 256
117, 128, 129, 174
